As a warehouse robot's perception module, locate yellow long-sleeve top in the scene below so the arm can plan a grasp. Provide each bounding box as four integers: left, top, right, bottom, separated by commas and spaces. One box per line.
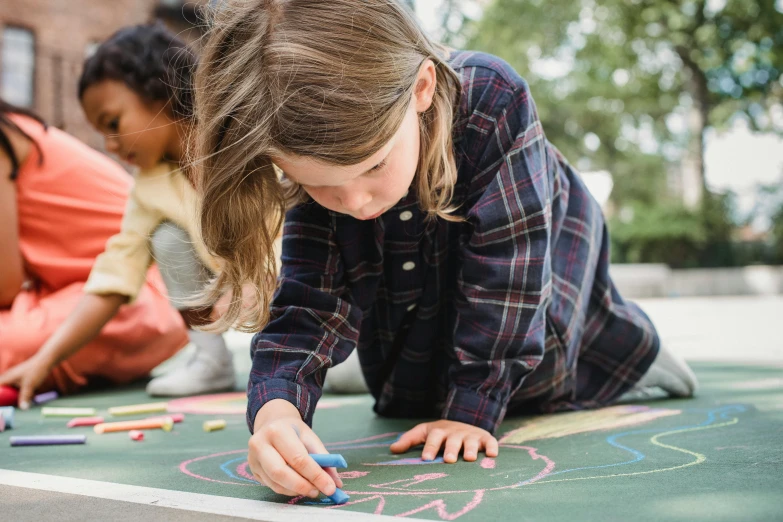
84, 162, 219, 301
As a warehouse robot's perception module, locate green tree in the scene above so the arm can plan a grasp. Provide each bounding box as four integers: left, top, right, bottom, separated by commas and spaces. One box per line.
464, 0, 783, 207
608, 190, 737, 267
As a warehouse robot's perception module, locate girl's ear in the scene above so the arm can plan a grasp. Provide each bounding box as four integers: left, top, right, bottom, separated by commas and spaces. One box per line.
414, 59, 437, 114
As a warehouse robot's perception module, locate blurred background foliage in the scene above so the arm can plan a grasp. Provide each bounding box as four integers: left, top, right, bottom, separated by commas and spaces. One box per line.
429, 0, 783, 266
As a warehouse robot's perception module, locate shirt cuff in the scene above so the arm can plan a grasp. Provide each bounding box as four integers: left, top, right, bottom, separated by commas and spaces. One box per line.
85, 259, 147, 302
441, 387, 509, 434
246, 378, 320, 434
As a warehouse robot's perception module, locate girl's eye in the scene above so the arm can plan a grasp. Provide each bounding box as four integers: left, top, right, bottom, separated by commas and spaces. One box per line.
107, 118, 119, 133
368, 160, 387, 175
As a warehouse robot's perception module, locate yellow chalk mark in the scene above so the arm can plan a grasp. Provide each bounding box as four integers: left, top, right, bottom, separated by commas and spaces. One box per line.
500, 406, 681, 444
526, 416, 739, 486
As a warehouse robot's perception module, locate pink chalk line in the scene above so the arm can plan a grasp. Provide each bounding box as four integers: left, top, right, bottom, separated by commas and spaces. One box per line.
237, 461, 256, 482
480, 458, 496, 469
394, 490, 485, 520
371, 473, 448, 492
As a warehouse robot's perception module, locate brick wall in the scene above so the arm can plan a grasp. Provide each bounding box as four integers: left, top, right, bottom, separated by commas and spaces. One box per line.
0, 0, 205, 151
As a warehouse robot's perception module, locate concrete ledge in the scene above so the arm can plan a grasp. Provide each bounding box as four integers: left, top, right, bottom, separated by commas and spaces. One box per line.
610, 264, 783, 298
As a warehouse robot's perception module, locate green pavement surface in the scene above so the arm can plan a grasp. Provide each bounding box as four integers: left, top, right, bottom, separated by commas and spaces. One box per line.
1, 362, 781, 521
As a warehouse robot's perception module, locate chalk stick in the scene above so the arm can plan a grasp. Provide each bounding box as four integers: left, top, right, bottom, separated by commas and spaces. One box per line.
66, 416, 105, 428
1, 406, 16, 429
94, 417, 174, 434
129, 430, 144, 441
328, 488, 350, 505
10, 435, 87, 446
41, 407, 96, 417
0, 412, 4, 432
147, 412, 184, 423
33, 391, 59, 405
203, 419, 226, 432
108, 402, 168, 416
309, 453, 348, 468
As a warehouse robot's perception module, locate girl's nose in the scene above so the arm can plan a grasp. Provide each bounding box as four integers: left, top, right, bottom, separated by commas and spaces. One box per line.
338, 189, 372, 213
104, 136, 121, 154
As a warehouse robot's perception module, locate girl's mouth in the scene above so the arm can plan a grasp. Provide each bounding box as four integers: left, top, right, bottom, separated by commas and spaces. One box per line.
361, 209, 386, 220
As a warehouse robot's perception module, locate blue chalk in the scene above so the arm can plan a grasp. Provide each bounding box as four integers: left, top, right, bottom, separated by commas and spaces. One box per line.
328, 487, 350, 505
309, 453, 347, 468
0, 406, 14, 429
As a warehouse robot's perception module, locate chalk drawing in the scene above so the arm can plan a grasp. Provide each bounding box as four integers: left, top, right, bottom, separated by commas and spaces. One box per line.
523, 405, 744, 486
479, 458, 496, 469
178, 404, 744, 519
499, 405, 681, 444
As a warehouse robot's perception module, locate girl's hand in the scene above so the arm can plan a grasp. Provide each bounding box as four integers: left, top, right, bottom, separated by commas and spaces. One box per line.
390, 419, 499, 463
249, 399, 344, 498
211, 283, 257, 322
0, 353, 52, 409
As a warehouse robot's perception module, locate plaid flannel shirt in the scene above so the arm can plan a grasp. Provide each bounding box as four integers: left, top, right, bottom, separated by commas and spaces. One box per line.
247, 51, 659, 434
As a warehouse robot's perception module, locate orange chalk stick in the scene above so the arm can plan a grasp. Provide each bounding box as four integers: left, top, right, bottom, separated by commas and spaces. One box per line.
94, 416, 174, 434
146, 413, 184, 423
67, 416, 105, 428
129, 430, 144, 441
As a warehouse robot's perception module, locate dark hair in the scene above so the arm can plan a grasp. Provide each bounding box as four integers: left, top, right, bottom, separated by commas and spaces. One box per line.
78, 22, 197, 121
0, 99, 46, 180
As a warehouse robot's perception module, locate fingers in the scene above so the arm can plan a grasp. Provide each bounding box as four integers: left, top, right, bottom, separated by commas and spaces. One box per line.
259, 445, 320, 498
324, 466, 344, 489
291, 429, 339, 493
463, 437, 481, 462
484, 434, 500, 458
437, 433, 499, 463
18, 377, 35, 410
299, 430, 343, 488
443, 433, 465, 463
248, 428, 318, 498
390, 424, 428, 454
0, 365, 21, 388
252, 466, 304, 497
421, 429, 447, 461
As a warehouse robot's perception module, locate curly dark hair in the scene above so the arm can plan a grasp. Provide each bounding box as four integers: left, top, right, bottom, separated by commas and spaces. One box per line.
0, 99, 46, 180
78, 22, 197, 121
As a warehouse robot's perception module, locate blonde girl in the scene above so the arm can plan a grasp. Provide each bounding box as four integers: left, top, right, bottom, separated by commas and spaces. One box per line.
193, 0, 697, 500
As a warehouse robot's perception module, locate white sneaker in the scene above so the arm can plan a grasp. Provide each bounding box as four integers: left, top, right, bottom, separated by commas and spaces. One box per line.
618, 385, 668, 403
146, 349, 236, 397
635, 344, 698, 398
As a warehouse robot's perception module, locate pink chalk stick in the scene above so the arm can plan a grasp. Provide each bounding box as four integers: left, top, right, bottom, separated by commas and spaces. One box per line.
129, 430, 144, 441
146, 413, 184, 423
67, 416, 105, 428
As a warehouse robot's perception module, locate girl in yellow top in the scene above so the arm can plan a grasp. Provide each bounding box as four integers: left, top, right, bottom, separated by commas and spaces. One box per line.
0, 23, 236, 405
0, 99, 188, 404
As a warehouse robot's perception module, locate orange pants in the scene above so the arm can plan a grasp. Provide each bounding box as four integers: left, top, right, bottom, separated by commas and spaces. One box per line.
0, 272, 188, 394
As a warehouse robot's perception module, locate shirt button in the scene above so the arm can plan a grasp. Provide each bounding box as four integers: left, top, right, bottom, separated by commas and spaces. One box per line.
399, 210, 413, 221
407, 303, 417, 311
402, 261, 416, 271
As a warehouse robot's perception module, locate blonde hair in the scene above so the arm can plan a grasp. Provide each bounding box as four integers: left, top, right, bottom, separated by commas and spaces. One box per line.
193, 0, 462, 332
